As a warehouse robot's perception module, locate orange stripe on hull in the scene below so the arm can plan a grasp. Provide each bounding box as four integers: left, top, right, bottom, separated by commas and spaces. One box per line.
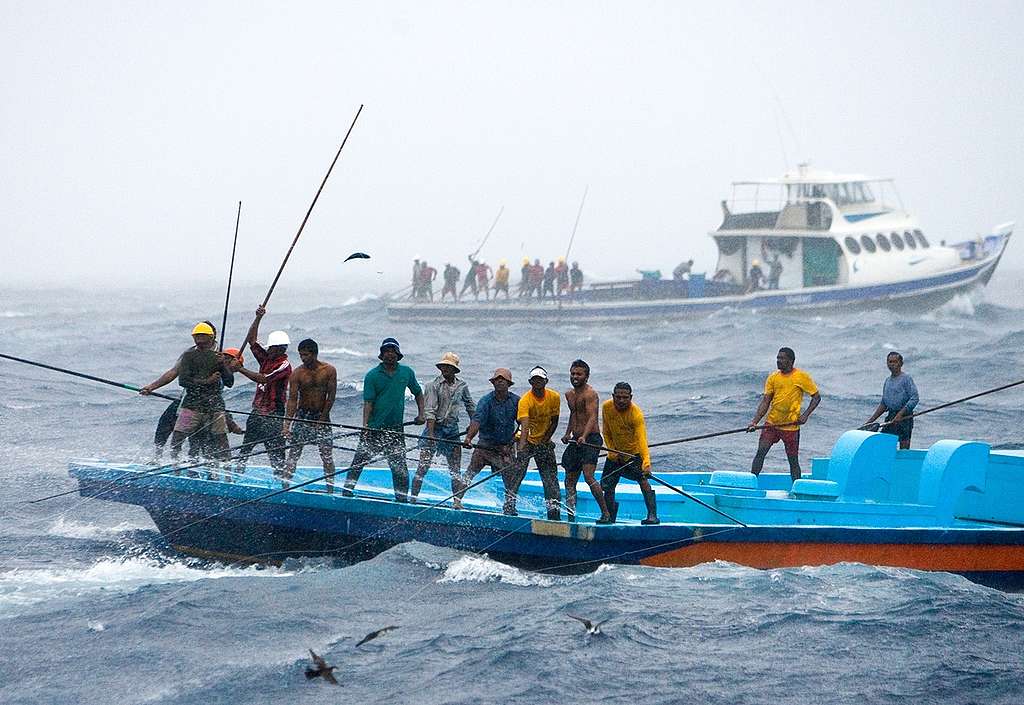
639, 542, 1024, 572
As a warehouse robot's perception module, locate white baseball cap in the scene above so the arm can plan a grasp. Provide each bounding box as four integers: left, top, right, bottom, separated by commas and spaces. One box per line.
528, 366, 548, 381
267, 330, 290, 347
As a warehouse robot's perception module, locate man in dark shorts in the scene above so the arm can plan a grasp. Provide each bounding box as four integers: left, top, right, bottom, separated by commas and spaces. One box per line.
233, 306, 292, 474
600, 382, 658, 524
460, 256, 480, 300
281, 339, 337, 490
462, 368, 521, 513
441, 263, 460, 302
747, 347, 821, 481
863, 351, 919, 449
342, 338, 425, 502
560, 360, 612, 523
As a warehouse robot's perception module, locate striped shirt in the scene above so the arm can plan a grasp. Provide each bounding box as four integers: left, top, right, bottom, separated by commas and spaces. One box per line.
251, 341, 291, 414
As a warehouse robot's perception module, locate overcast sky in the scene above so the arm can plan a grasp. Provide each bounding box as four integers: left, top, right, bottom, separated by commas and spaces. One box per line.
2, 1, 1022, 293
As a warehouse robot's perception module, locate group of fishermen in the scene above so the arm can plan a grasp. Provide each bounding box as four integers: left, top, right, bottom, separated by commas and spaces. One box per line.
411, 255, 584, 302
138, 311, 921, 524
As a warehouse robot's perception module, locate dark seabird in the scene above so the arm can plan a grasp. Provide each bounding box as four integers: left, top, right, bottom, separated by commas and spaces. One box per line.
344, 252, 371, 262
305, 648, 339, 685
567, 614, 608, 635
356, 625, 398, 647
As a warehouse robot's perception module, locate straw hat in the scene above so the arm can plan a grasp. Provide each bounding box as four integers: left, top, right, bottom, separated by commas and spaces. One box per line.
489, 368, 513, 384
436, 351, 461, 373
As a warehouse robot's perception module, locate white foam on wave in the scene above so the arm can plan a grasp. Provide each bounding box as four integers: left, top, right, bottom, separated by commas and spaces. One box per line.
342, 293, 379, 307
47, 516, 148, 540
320, 347, 370, 357
438, 554, 556, 587
0, 557, 293, 611
0, 310, 29, 318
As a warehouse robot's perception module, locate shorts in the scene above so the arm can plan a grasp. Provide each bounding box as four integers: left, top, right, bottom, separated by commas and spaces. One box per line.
759, 426, 800, 456
467, 442, 516, 473
418, 422, 462, 465
881, 411, 914, 443
600, 456, 646, 493
561, 432, 603, 472
291, 409, 333, 447
173, 407, 227, 436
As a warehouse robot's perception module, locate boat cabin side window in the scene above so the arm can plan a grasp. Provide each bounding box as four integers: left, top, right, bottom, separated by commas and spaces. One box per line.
844, 236, 861, 254
876, 233, 891, 252
890, 232, 905, 251
904, 231, 917, 249
859, 234, 877, 253
914, 229, 930, 248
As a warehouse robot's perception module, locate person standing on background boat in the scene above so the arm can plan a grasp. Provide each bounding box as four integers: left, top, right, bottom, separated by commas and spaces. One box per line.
460, 256, 480, 301
462, 368, 521, 513
862, 351, 919, 449
342, 338, 425, 502
410, 352, 476, 504
767, 255, 783, 290
673, 259, 694, 281
494, 260, 511, 299
747, 347, 821, 481
600, 382, 658, 525
542, 261, 557, 299
513, 366, 562, 519
529, 259, 545, 298
475, 260, 493, 301
570, 261, 584, 294
555, 257, 569, 297
747, 259, 765, 292
232, 306, 292, 475
410, 258, 422, 299
560, 360, 612, 523
518, 257, 531, 298
418, 260, 437, 302
281, 339, 337, 491
441, 263, 460, 302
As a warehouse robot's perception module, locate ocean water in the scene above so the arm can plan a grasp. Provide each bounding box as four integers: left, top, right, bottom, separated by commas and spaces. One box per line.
2, 276, 1024, 704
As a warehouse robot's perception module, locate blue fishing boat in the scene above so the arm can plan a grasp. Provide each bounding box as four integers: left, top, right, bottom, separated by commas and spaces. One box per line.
386, 166, 1012, 322
70, 429, 1024, 588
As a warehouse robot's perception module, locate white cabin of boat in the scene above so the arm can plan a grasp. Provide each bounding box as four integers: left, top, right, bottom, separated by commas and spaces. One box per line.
711, 164, 990, 291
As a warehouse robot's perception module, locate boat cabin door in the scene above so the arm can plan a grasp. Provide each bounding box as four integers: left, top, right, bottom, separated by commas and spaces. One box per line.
802, 237, 841, 287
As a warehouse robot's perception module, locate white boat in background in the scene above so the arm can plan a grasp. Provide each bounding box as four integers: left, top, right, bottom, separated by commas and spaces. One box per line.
386, 165, 1012, 322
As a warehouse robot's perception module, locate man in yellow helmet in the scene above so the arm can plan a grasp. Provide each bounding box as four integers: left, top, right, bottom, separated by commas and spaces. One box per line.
494, 260, 511, 299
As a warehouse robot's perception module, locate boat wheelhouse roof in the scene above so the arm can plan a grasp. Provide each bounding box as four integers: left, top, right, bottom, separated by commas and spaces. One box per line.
733, 167, 891, 186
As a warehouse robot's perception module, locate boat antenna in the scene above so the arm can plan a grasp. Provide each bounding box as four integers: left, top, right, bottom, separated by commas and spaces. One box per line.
563, 185, 589, 263
219, 201, 242, 352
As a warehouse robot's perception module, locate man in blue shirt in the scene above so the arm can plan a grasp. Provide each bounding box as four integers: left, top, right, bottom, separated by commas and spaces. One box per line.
864, 351, 920, 449
461, 368, 521, 513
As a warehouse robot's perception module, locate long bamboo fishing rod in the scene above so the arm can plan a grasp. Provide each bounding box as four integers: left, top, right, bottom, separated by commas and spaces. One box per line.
238, 104, 364, 357
563, 185, 588, 263
219, 201, 242, 352
0, 353, 178, 402
469, 205, 505, 259
865, 377, 1024, 431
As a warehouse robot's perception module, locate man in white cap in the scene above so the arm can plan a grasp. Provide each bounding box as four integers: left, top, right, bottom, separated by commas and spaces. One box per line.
410, 352, 475, 504
233, 305, 292, 475
512, 366, 562, 519
462, 367, 520, 513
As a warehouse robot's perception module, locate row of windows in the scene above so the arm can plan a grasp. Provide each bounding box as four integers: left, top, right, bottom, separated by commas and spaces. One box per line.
844, 229, 929, 255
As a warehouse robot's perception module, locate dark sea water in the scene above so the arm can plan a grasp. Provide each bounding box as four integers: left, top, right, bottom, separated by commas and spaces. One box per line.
2, 276, 1024, 704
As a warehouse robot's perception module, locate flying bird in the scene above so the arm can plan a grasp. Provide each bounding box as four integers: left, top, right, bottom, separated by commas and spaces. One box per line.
305, 649, 339, 685
344, 252, 371, 262
356, 625, 398, 647
567, 614, 609, 635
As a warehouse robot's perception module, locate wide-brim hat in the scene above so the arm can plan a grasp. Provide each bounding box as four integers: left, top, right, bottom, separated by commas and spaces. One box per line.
489, 368, 513, 385
436, 351, 461, 373
379, 337, 403, 360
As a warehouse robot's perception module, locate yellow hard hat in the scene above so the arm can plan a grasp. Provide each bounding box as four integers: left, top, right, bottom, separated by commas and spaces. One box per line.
558, 256, 565, 263
522, 257, 529, 265
191, 322, 214, 336
499, 259, 507, 265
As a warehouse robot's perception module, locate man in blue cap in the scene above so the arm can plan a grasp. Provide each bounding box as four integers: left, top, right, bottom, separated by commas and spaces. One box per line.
342, 337, 425, 502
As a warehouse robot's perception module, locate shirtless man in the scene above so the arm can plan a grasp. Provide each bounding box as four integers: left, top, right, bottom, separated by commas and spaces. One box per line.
560, 359, 612, 523
281, 339, 338, 491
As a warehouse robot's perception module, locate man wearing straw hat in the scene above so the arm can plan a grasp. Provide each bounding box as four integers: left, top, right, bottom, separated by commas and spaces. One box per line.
410, 352, 476, 505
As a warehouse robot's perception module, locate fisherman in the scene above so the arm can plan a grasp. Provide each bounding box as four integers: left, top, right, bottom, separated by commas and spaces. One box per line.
441, 263, 460, 302
767, 255, 783, 290
560, 360, 612, 523
460, 256, 480, 300
569, 261, 584, 293
494, 260, 511, 299
747, 347, 821, 481
529, 259, 545, 298
462, 368, 521, 513
601, 382, 658, 524
518, 258, 531, 298
513, 366, 562, 519
281, 339, 338, 490
542, 262, 557, 299
863, 351, 919, 449
140, 322, 234, 472
342, 338, 425, 502
418, 260, 437, 301
747, 260, 765, 292
410, 352, 475, 504
410, 258, 422, 299
672, 259, 694, 281
473, 260, 491, 301
555, 257, 569, 297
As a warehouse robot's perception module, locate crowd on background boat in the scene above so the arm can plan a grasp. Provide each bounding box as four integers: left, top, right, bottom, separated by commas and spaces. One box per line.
411, 255, 585, 302
137, 309, 921, 525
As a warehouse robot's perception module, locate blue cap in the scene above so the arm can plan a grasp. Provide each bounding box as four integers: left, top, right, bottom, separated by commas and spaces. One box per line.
379, 337, 403, 360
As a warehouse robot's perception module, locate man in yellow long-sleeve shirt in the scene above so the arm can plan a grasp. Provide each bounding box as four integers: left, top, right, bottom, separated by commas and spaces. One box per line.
600, 382, 658, 525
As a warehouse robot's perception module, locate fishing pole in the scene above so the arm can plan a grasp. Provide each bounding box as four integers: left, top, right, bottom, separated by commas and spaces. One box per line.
863, 378, 1024, 431
563, 185, 588, 263
0, 353, 178, 402
469, 205, 505, 260
219, 201, 242, 352
238, 104, 364, 357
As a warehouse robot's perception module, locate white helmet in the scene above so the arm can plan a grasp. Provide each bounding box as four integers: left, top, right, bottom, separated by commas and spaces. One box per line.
267, 330, 290, 347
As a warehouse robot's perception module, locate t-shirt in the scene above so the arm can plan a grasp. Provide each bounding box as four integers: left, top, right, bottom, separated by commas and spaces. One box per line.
251, 341, 292, 415
495, 267, 509, 285
764, 368, 818, 430
177, 347, 224, 412
363, 363, 422, 429
517, 388, 561, 445
882, 373, 919, 414
473, 390, 521, 445
601, 400, 651, 469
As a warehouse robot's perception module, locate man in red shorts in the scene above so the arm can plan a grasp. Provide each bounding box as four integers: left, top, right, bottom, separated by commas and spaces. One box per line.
747, 347, 821, 481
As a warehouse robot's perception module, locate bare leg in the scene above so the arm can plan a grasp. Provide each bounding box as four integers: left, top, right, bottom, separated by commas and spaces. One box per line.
564, 468, 581, 521
410, 448, 434, 503
318, 441, 335, 493
582, 463, 611, 521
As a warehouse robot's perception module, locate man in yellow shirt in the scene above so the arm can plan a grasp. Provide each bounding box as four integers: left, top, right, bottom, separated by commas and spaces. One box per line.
512, 366, 562, 520
747, 347, 821, 481
600, 382, 658, 524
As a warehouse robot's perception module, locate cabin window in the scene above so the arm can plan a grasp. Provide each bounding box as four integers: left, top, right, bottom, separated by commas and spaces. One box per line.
876, 233, 891, 252
860, 234, 877, 253
844, 236, 861, 254
914, 229, 929, 248
904, 231, 917, 249
890, 232, 904, 251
